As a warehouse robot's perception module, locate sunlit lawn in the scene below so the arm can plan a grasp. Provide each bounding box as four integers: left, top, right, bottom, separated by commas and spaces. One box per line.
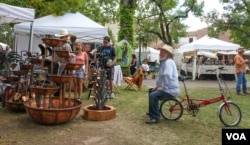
0, 74, 249, 145
102, 75, 250, 145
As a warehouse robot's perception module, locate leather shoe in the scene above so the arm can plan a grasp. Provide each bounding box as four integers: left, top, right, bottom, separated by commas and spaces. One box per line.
237, 93, 246, 95
146, 112, 149, 116
146, 118, 159, 124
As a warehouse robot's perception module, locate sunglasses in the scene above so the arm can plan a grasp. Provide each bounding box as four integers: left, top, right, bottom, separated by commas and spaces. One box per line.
103, 41, 108, 44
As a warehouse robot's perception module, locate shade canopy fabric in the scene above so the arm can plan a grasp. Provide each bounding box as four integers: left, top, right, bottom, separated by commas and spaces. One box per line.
178, 35, 240, 53
14, 12, 107, 40
0, 3, 35, 24
0, 42, 8, 50
14, 12, 108, 53
198, 51, 218, 59
134, 47, 160, 62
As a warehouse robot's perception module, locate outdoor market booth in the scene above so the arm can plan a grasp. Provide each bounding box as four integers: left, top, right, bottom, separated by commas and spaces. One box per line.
0, 3, 35, 110
13, 12, 108, 54
177, 35, 240, 80
13, 12, 117, 123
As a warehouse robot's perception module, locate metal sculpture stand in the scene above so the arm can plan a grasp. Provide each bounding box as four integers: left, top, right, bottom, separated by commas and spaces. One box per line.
3, 70, 28, 112
23, 38, 82, 125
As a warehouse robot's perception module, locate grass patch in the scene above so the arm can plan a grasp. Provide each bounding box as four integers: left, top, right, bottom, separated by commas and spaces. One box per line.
90, 84, 250, 145
0, 82, 250, 145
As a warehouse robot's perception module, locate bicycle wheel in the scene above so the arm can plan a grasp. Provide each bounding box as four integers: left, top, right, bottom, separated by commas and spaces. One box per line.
218, 101, 242, 127
160, 98, 183, 120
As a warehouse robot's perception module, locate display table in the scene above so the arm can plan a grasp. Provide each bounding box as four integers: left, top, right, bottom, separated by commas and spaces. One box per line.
113, 65, 123, 93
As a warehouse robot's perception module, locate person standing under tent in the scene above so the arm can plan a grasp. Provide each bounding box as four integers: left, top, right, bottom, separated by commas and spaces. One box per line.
234, 48, 249, 95
74, 42, 89, 100
95, 36, 117, 99
130, 54, 137, 76
53, 29, 72, 74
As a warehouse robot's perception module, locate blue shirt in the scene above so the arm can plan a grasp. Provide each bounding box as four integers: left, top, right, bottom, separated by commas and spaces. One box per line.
156, 58, 180, 97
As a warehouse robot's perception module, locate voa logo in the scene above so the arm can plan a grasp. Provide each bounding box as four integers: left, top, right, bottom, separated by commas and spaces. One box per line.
226, 133, 246, 140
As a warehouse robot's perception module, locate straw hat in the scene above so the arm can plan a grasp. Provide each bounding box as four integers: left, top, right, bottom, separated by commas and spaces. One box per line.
55, 29, 69, 37
158, 44, 173, 55
237, 47, 245, 52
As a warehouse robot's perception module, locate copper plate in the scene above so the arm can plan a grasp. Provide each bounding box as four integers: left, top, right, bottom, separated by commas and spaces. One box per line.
42, 38, 65, 47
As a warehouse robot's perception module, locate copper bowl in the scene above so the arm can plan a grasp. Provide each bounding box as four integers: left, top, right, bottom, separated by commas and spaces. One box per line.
48, 74, 75, 83
5, 100, 26, 112
54, 50, 70, 58
30, 85, 59, 95
12, 70, 28, 76
10, 63, 18, 70
24, 98, 82, 125
42, 38, 65, 47
3, 76, 19, 83
20, 64, 34, 70
65, 63, 84, 70
30, 58, 41, 64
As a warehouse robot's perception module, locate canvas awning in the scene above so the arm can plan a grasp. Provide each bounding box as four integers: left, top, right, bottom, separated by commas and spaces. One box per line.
178, 35, 240, 53
0, 3, 35, 24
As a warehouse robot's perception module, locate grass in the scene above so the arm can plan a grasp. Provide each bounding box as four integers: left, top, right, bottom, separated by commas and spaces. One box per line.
0, 79, 250, 145
109, 85, 250, 145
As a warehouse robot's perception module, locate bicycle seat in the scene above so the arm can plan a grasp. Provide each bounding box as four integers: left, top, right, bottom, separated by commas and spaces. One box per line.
178, 75, 192, 82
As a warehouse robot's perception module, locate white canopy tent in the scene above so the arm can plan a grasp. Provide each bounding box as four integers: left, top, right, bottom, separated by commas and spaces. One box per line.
178, 35, 240, 53
134, 47, 160, 63
0, 3, 35, 51
14, 12, 108, 53
0, 3, 34, 25
198, 51, 218, 59
0, 42, 8, 50
177, 36, 240, 80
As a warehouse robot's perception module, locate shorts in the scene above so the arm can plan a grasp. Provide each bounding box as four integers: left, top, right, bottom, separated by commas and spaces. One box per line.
75, 68, 85, 78
105, 67, 114, 80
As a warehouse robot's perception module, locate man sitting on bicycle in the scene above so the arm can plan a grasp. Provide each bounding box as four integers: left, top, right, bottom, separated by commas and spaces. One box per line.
146, 44, 180, 124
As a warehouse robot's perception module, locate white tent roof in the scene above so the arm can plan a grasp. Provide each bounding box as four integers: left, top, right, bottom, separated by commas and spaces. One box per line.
0, 3, 35, 24
134, 47, 159, 54
178, 35, 240, 53
14, 12, 108, 40
217, 50, 250, 56
0, 42, 8, 50
198, 51, 218, 59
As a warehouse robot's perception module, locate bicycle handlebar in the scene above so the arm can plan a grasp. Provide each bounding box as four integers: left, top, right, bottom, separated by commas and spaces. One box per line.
178, 75, 192, 82
206, 67, 227, 72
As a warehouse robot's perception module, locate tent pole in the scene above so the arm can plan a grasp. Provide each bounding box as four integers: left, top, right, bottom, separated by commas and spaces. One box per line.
28, 21, 34, 52
138, 34, 142, 65
192, 55, 197, 80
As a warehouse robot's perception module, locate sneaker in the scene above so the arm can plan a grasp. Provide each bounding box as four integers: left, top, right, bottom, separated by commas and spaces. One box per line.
146, 118, 159, 124
237, 92, 246, 96
110, 92, 115, 99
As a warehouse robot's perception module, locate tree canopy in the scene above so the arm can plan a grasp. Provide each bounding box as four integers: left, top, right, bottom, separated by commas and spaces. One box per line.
1, 0, 205, 49
135, 0, 204, 46
205, 0, 250, 48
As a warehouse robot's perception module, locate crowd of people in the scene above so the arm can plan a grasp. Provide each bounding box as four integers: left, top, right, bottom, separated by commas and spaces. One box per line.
51, 29, 117, 100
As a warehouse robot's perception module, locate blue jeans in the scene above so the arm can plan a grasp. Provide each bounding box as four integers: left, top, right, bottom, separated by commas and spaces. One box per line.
236, 72, 247, 93
148, 90, 175, 120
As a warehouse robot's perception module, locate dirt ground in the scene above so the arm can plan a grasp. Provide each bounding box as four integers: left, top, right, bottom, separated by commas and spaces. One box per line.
0, 100, 174, 145
0, 103, 137, 145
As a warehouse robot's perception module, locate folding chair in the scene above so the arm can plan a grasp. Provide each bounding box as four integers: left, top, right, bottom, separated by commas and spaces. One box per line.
123, 67, 143, 91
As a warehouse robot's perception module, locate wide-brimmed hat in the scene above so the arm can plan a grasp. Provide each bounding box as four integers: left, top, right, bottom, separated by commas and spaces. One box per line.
158, 44, 173, 55
55, 29, 69, 37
